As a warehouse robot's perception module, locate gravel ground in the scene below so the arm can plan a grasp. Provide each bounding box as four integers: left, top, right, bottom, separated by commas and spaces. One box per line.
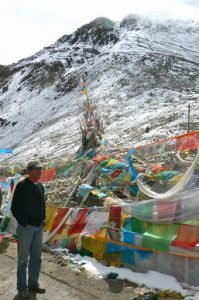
0, 243, 138, 300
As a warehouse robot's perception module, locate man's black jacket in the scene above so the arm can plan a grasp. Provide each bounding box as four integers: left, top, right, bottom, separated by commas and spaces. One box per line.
0, 188, 2, 209
11, 177, 45, 227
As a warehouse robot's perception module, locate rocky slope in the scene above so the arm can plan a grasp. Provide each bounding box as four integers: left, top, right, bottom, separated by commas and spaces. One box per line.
0, 15, 199, 162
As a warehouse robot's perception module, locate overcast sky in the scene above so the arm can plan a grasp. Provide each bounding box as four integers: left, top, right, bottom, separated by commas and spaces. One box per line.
1, 0, 199, 65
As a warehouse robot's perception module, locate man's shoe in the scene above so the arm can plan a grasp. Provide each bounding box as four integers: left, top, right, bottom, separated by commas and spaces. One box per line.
17, 289, 31, 299
28, 284, 46, 294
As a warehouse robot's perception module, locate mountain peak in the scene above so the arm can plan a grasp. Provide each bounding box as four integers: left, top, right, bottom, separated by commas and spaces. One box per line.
57, 17, 119, 46
120, 14, 152, 30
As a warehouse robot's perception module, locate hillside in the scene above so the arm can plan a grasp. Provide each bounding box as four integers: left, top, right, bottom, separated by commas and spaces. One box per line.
0, 15, 199, 161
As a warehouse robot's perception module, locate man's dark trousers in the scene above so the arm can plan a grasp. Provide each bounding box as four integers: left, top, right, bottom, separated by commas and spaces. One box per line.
17, 224, 43, 291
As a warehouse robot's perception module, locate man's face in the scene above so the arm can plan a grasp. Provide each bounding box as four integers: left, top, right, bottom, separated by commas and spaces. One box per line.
29, 168, 42, 181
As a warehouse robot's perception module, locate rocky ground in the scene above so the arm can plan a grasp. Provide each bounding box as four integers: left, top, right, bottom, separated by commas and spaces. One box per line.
0, 241, 188, 300
0, 242, 153, 300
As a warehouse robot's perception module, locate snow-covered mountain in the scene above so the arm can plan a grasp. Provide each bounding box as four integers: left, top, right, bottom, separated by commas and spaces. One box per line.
0, 15, 199, 161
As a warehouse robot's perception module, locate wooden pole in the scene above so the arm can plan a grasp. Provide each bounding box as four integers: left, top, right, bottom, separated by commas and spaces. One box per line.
188, 103, 191, 133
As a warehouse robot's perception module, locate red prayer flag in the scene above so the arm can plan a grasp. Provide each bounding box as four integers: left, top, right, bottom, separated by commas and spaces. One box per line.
39, 168, 55, 183
175, 132, 199, 151
172, 224, 199, 249
67, 208, 88, 236
49, 208, 70, 234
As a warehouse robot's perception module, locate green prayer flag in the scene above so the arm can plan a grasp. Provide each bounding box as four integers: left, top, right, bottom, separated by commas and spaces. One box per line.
142, 223, 179, 251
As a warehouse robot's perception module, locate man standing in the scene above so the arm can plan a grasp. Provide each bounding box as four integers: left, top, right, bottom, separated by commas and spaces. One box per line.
0, 186, 2, 215
11, 161, 46, 299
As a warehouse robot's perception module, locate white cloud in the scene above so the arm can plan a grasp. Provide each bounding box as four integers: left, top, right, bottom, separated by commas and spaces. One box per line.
182, 0, 199, 7
1, 0, 199, 65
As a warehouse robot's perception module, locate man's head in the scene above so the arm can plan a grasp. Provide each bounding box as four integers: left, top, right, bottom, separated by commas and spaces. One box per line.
27, 161, 42, 182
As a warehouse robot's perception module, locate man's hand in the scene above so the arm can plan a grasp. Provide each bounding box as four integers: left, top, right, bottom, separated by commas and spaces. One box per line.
24, 225, 31, 228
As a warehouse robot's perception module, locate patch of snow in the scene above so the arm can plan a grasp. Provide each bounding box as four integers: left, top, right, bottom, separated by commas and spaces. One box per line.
73, 255, 195, 296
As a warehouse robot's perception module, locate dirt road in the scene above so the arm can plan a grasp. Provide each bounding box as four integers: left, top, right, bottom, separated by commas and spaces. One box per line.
0, 243, 135, 300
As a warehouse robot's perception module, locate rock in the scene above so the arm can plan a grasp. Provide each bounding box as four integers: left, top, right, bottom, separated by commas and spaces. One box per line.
60, 262, 68, 267
2, 85, 8, 93
0, 118, 10, 128
20, 60, 65, 89
106, 272, 118, 280
0, 238, 9, 253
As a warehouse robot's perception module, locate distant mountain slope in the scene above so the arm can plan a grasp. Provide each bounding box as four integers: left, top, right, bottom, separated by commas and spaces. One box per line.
0, 15, 198, 161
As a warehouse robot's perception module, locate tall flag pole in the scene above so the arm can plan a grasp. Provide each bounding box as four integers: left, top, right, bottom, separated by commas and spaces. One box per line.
79, 76, 91, 111
80, 78, 88, 96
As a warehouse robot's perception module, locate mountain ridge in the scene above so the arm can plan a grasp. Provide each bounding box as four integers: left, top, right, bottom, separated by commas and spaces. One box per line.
0, 15, 198, 161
